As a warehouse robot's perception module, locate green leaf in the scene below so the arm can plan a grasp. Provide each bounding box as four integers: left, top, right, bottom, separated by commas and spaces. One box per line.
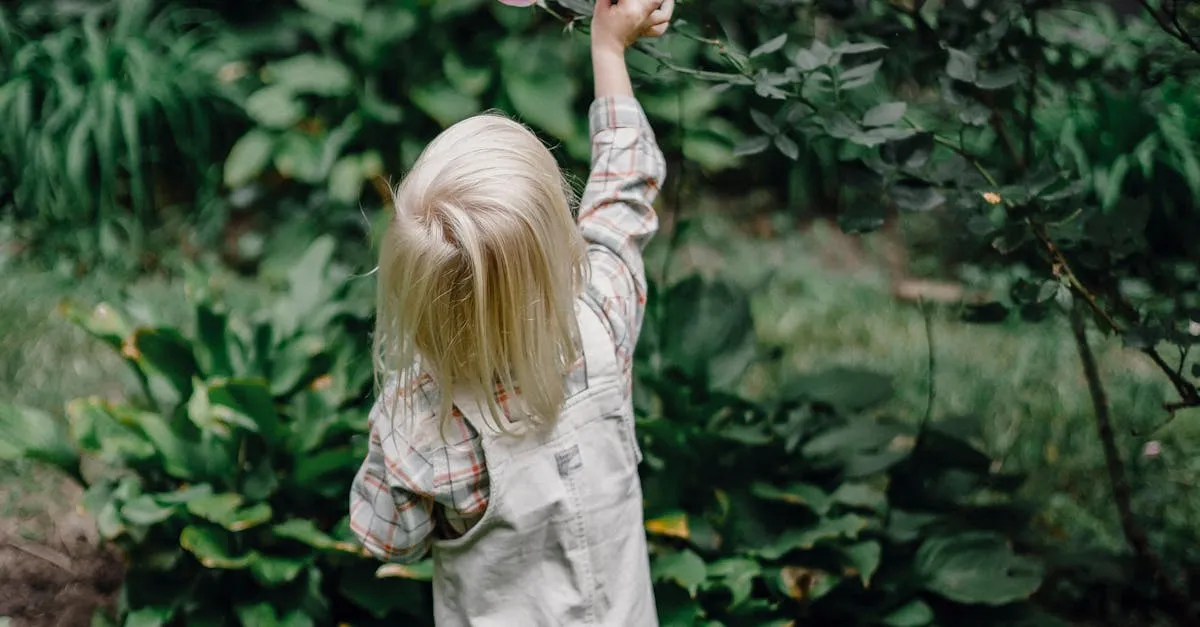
732, 135, 771, 157
266, 54, 355, 97
653, 549, 708, 597
707, 558, 761, 608
976, 67, 1020, 90
272, 519, 362, 554
0, 402, 79, 472
750, 110, 777, 135
131, 328, 200, 402
660, 277, 755, 389
832, 482, 886, 512
842, 541, 881, 587
862, 102, 907, 127
124, 606, 174, 627
751, 482, 832, 515
499, 38, 577, 140
235, 602, 279, 627
180, 525, 254, 569
328, 155, 365, 204
224, 130, 275, 188
409, 81, 479, 128
915, 532, 1043, 605
891, 184, 946, 212
883, 600, 935, 626
785, 367, 894, 412
245, 86, 304, 129
758, 515, 869, 560
835, 41, 888, 54
750, 34, 788, 58
774, 134, 799, 160
250, 554, 308, 587
946, 48, 978, 82
120, 495, 176, 526
296, 0, 365, 23
839, 59, 882, 84
273, 132, 324, 183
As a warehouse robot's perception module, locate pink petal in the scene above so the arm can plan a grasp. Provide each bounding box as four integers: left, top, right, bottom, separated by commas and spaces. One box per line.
1143, 441, 1162, 458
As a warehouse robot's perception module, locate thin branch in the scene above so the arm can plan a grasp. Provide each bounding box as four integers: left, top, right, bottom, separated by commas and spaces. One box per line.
1069, 305, 1198, 626
1137, 0, 1200, 56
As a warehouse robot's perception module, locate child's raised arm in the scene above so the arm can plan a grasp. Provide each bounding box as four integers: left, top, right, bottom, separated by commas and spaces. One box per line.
577, 0, 673, 388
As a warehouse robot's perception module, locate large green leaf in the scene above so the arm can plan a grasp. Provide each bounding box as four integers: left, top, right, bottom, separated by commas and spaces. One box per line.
129, 328, 200, 404
338, 561, 430, 619
272, 519, 363, 555
409, 81, 479, 128
265, 54, 354, 97
883, 600, 935, 626
653, 549, 708, 597
180, 524, 254, 569
499, 36, 578, 140
224, 130, 275, 187
660, 276, 756, 388
186, 493, 273, 531
914, 532, 1043, 605
296, 0, 365, 23
250, 554, 308, 587
0, 402, 80, 473
757, 514, 869, 560
67, 397, 155, 464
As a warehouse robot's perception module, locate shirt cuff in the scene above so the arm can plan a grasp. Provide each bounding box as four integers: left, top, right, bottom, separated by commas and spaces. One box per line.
588, 96, 653, 136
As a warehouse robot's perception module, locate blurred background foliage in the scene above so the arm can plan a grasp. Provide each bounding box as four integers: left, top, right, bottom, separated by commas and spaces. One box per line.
2, 0, 1200, 625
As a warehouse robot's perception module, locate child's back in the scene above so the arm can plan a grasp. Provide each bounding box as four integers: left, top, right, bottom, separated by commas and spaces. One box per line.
350, 2, 674, 625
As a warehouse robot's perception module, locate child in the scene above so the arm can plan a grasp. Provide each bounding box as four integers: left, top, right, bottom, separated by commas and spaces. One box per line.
349, 1, 674, 625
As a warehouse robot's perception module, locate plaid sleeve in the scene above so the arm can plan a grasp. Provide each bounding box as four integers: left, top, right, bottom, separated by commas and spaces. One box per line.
349, 407, 436, 564
578, 96, 667, 385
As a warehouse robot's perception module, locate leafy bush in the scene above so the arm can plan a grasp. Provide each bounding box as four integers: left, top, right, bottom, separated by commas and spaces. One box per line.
1, 235, 1048, 624
0, 238, 441, 625
633, 274, 1048, 625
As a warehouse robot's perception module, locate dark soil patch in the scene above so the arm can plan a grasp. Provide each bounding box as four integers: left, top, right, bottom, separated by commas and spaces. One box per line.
0, 537, 123, 627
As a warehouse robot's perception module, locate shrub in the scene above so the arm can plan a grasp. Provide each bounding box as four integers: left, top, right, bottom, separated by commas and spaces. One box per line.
1, 235, 1047, 625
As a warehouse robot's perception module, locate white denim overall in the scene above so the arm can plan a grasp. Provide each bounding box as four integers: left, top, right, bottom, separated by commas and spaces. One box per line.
430, 299, 659, 627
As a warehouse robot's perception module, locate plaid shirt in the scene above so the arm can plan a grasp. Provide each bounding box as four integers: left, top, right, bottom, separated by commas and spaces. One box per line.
350, 95, 666, 564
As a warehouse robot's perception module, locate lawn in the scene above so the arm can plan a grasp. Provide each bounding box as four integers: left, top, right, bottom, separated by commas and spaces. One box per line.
1, 213, 1198, 622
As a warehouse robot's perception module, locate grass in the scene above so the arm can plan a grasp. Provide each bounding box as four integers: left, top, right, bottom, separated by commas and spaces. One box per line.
2, 213, 1199, 568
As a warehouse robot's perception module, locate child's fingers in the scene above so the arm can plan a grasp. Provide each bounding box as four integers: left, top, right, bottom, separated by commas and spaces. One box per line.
649, 0, 674, 21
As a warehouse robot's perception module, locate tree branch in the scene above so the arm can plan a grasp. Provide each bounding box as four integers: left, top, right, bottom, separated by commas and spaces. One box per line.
1137, 0, 1200, 56
1069, 305, 1197, 626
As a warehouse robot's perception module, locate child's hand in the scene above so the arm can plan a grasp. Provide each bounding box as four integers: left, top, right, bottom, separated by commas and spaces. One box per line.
591, 0, 673, 54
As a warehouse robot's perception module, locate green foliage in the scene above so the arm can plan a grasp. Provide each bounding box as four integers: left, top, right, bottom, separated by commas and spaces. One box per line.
0, 238, 440, 625
632, 272, 1048, 625
0, 0, 231, 264
0, 235, 1043, 624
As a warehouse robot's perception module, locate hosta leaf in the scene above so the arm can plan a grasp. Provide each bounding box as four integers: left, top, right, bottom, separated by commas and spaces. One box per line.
120, 495, 177, 526
707, 558, 761, 608
0, 402, 79, 473
207, 379, 282, 445
124, 606, 174, 627
265, 54, 354, 97
915, 532, 1043, 605
339, 561, 428, 619
750, 482, 831, 515
234, 602, 279, 627
842, 541, 882, 587
883, 600, 935, 626
67, 398, 155, 464
272, 519, 362, 554
645, 511, 690, 541
757, 515, 869, 560
409, 81, 479, 128
376, 560, 434, 581
180, 525, 253, 569
129, 328, 200, 402
297, 0, 365, 23
832, 482, 887, 512
224, 130, 275, 188
946, 48, 978, 82
653, 549, 708, 597
251, 555, 308, 587
245, 86, 304, 129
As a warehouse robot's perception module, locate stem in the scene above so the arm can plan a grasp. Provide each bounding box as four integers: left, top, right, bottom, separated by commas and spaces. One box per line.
1136, 0, 1200, 56
1069, 305, 1198, 626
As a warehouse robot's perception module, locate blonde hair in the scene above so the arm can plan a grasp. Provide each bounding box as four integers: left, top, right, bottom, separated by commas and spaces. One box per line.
373, 112, 587, 434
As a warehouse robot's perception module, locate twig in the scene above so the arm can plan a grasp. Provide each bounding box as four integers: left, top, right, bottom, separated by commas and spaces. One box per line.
7, 538, 74, 573
1068, 305, 1198, 625
1137, 0, 1200, 56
